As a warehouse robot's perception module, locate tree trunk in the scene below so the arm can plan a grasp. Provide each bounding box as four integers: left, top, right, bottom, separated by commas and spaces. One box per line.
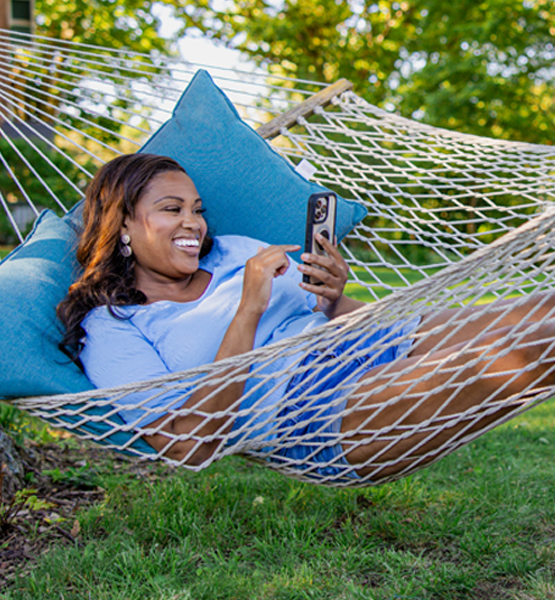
0, 424, 36, 501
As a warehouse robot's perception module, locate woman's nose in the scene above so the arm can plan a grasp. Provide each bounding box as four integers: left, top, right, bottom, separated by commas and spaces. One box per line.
180, 212, 200, 229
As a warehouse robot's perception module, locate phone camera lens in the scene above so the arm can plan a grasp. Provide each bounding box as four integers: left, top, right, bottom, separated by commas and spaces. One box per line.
314, 197, 328, 223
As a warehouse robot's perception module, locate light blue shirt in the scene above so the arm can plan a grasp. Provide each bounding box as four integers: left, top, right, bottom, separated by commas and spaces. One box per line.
81, 235, 328, 440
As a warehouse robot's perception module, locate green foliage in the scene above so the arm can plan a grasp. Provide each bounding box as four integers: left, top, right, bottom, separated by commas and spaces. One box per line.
397, 0, 555, 143
35, 0, 173, 54
0, 489, 55, 534
0, 403, 59, 448
27, 0, 192, 147
0, 403, 32, 447
179, 0, 555, 145
0, 137, 90, 211
0, 137, 94, 244
43, 465, 101, 490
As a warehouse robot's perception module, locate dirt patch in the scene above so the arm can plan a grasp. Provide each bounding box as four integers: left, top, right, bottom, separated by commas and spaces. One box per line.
0, 439, 154, 587
471, 578, 525, 599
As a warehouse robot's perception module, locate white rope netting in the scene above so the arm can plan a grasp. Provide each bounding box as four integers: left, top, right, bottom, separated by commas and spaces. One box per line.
2, 30, 555, 487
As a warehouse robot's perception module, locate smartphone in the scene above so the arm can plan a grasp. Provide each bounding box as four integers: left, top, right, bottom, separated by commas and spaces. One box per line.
303, 191, 337, 285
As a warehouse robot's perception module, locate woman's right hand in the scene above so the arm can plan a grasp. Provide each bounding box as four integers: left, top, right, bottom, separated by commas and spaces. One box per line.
238, 244, 301, 318
147, 243, 300, 465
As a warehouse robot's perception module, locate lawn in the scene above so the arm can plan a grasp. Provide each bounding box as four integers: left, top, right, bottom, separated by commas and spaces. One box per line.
345, 265, 540, 306
0, 246, 14, 260
345, 265, 440, 302
3, 400, 555, 599
3, 260, 555, 599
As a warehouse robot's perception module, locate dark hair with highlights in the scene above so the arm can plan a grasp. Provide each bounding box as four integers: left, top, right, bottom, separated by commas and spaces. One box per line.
57, 153, 213, 364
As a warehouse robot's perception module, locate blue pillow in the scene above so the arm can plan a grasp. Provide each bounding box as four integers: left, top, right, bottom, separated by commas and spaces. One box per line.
140, 69, 366, 256
0, 210, 89, 398
0, 210, 154, 454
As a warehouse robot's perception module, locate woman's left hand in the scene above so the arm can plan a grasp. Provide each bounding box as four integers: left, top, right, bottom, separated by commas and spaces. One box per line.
299, 233, 364, 320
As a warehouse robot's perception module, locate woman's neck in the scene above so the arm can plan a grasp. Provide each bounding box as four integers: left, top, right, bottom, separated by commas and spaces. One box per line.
137, 269, 212, 304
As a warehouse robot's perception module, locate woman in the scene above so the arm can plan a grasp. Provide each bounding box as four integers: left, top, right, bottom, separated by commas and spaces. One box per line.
58, 153, 555, 482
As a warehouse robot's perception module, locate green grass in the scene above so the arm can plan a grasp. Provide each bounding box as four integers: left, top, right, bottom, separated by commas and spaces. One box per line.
4, 401, 555, 599
345, 266, 436, 302
345, 265, 543, 305
0, 246, 14, 260
3, 259, 555, 598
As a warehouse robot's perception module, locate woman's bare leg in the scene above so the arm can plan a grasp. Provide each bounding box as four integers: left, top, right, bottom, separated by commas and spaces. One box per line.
341, 321, 555, 479
412, 293, 555, 357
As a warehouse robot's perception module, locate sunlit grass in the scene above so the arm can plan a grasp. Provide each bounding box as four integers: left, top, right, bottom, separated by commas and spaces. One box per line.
5, 400, 555, 599
346, 265, 543, 306
0, 245, 14, 260
3, 246, 555, 598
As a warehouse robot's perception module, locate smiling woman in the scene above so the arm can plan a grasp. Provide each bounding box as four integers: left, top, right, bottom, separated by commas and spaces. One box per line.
121, 170, 211, 304
56, 153, 555, 481
57, 155, 213, 354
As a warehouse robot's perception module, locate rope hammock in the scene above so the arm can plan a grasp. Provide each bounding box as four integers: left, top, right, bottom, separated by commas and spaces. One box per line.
2, 29, 555, 488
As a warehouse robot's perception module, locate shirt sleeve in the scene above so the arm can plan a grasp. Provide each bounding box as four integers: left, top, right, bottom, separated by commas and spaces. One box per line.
80, 308, 194, 429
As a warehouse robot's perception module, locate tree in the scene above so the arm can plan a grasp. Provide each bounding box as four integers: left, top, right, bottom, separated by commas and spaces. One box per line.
27, 0, 555, 143
35, 0, 172, 53
176, 0, 555, 145
0, 423, 36, 502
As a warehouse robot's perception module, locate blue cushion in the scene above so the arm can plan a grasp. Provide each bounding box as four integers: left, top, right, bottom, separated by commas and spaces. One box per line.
0, 210, 89, 398
0, 210, 154, 454
140, 70, 366, 257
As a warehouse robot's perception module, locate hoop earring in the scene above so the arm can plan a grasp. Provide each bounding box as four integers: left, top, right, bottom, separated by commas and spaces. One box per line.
120, 234, 133, 257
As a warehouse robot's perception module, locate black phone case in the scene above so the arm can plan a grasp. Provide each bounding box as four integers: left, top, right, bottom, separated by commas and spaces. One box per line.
303, 192, 337, 285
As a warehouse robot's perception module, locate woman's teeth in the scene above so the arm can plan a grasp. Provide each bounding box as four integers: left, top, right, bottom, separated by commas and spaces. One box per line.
174, 238, 199, 248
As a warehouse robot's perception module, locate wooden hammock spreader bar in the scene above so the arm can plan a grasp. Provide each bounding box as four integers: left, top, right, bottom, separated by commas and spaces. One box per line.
256, 78, 353, 140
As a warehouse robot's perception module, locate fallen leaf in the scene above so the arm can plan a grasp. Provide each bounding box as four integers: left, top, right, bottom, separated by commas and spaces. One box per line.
70, 520, 80, 538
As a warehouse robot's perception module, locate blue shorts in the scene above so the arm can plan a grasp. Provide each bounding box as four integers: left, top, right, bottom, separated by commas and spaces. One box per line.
268, 316, 421, 483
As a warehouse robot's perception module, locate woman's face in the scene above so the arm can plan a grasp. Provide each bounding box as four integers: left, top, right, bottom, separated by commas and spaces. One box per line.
122, 170, 208, 290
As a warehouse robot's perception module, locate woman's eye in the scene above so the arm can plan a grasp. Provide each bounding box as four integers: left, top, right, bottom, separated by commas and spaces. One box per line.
164, 206, 181, 213
194, 207, 206, 215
